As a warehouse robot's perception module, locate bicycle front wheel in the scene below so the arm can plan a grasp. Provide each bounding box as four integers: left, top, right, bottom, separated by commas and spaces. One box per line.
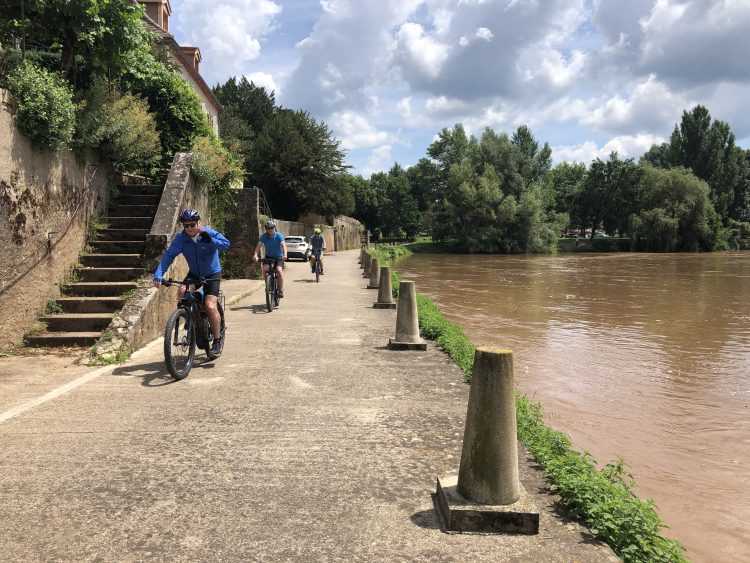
315, 260, 320, 283
164, 308, 195, 379
265, 275, 274, 312
206, 303, 226, 360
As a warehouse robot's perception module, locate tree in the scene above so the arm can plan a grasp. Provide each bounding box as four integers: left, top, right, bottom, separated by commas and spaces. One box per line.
343, 174, 378, 231
666, 105, 739, 220
427, 123, 469, 195
549, 161, 587, 231
730, 149, 750, 222
631, 165, 724, 251
370, 171, 420, 239
579, 153, 642, 237
406, 158, 441, 212
0, 0, 146, 83
213, 76, 276, 137
249, 109, 350, 220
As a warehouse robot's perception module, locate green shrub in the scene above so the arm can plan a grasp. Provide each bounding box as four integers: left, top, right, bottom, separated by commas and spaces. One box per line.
191, 135, 243, 193
77, 81, 161, 173
7, 62, 76, 149
125, 49, 213, 164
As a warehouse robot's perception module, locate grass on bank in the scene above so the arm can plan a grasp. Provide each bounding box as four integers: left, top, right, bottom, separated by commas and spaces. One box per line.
368, 243, 688, 563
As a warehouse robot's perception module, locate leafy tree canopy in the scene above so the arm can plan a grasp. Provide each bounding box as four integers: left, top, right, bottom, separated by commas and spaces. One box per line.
249, 109, 350, 220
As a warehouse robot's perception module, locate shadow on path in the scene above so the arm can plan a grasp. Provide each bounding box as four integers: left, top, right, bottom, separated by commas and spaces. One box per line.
112, 357, 218, 387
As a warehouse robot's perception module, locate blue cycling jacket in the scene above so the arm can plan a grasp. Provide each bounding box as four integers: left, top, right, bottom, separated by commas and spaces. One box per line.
153, 227, 230, 281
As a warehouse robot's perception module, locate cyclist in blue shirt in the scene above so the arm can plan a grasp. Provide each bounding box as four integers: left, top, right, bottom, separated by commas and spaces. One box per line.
253, 220, 288, 297
153, 209, 230, 356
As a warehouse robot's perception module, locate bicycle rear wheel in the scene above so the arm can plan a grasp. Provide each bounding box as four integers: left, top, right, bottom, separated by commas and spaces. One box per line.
164, 308, 195, 379
265, 274, 274, 312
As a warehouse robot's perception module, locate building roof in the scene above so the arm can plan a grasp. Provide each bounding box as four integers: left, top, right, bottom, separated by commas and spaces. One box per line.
139, 11, 222, 113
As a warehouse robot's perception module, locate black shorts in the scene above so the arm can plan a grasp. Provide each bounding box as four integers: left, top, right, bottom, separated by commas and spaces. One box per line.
185, 274, 221, 297
264, 257, 285, 269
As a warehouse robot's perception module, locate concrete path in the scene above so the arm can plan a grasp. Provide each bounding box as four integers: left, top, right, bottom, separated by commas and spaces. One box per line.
0, 251, 617, 562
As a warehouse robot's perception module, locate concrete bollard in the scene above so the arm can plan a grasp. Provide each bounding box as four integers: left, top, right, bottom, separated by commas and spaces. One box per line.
367, 258, 380, 288
363, 253, 372, 278
458, 348, 520, 504
434, 348, 539, 534
388, 281, 426, 350
359, 246, 364, 266
373, 266, 396, 309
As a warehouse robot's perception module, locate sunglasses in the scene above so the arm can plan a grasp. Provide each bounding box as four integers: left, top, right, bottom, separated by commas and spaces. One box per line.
266, 226, 275, 230
183, 222, 198, 228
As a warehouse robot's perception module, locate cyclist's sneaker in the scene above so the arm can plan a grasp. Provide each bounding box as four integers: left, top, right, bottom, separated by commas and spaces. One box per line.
321, 270, 324, 275
210, 337, 223, 356
311, 267, 315, 273
278, 289, 284, 298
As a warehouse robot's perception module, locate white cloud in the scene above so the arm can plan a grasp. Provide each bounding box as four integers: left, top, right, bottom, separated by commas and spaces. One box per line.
395, 22, 451, 80
175, 0, 282, 84
582, 75, 688, 135
553, 133, 664, 165
475, 27, 493, 41
244, 72, 279, 95
328, 111, 395, 151
397, 97, 413, 120
363, 145, 394, 177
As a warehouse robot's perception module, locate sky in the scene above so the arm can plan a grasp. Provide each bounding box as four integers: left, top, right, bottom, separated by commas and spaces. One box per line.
170, 0, 750, 178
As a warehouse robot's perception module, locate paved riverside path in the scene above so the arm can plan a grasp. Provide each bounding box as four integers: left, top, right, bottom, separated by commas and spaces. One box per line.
0, 250, 617, 562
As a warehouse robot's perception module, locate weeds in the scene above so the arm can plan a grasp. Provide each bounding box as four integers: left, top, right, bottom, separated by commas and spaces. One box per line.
87, 214, 109, 241
43, 299, 64, 315
27, 321, 48, 335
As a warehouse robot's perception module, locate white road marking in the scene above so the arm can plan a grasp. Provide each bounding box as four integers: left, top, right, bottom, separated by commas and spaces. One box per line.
0, 337, 163, 425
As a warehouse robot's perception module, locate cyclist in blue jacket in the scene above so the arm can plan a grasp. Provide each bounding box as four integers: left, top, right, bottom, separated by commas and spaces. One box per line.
153, 209, 230, 355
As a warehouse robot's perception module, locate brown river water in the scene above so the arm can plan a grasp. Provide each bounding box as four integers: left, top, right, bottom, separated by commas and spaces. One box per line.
397, 251, 750, 563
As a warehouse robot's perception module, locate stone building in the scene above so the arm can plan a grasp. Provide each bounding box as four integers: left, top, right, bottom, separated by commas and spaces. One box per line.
136, 0, 221, 135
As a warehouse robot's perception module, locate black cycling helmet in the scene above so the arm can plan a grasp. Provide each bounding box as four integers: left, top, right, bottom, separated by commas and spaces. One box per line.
265, 220, 276, 229
179, 209, 201, 223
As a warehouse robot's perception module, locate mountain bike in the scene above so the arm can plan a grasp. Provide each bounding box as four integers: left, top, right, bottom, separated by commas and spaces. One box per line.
160, 277, 225, 380
311, 249, 323, 283
262, 257, 283, 312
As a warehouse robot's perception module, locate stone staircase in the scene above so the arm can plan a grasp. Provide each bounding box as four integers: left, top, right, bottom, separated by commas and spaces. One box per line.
25, 182, 164, 348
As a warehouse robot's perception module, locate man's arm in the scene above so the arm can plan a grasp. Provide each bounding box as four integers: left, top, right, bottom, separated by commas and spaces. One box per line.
281, 240, 287, 261
252, 240, 264, 262
153, 236, 183, 286
199, 227, 230, 252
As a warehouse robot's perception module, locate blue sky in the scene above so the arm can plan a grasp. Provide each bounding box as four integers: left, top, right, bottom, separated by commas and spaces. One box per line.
171, 0, 750, 177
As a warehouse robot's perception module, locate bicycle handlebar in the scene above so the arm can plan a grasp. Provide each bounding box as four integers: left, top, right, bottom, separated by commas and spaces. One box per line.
161, 277, 220, 287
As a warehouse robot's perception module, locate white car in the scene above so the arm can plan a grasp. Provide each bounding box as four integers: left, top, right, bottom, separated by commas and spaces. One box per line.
285, 236, 311, 261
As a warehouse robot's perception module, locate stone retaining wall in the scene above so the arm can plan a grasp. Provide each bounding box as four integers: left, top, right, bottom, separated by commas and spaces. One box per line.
0, 88, 114, 350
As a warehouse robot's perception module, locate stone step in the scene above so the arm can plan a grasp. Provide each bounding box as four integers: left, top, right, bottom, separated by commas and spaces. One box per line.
25, 332, 102, 348
88, 240, 145, 254
77, 267, 145, 282
112, 193, 161, 206
107, 216, 153, 229
58, 297, 124, 313
97, 228, 149, 241
40, 313, 113, 333
66, 281, 138, 297
110, 204, 156, 218
118, 183, 163, 192
81, 254, 142, 268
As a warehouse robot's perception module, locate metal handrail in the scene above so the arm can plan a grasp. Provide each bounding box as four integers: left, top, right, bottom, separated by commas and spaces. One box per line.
0, 165, 98, 291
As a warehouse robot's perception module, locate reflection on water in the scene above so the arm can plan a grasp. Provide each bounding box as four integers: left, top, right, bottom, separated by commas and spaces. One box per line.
399, 252, 750, 563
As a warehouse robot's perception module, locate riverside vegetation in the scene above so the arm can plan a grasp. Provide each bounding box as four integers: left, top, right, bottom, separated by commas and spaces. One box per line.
350, 105, 749, 255
369, 243, 688, 562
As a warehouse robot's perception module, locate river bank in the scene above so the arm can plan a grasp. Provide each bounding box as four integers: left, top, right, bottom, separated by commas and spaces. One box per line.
391, 248, 750, 562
